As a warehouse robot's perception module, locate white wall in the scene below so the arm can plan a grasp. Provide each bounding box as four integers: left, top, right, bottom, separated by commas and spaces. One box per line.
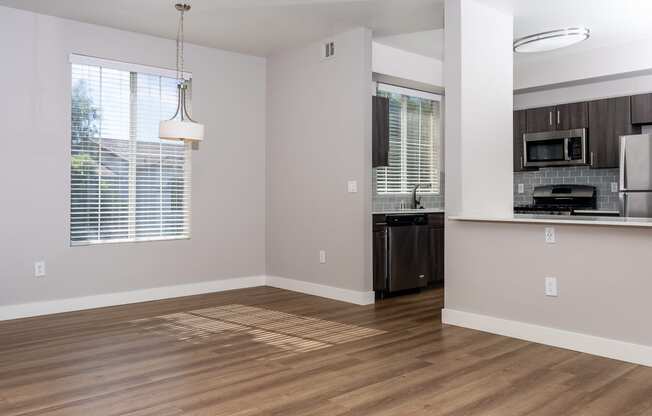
0, 6, 267, 307
266, 28, 373, 294
372, 42, 443, 88
515, 72, 652, 109
515, 36, 652, 91
444, 0, 513, 217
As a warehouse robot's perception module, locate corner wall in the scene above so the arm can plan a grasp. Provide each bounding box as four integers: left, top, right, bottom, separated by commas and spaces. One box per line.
266, 28, 373, 294
0, 6, 267, 308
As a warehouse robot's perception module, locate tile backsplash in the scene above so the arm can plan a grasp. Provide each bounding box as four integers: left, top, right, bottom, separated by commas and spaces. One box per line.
514, 166, 620, 211
372, 169, 445, 212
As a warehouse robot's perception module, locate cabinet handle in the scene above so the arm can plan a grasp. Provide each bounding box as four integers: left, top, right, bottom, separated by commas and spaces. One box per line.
557, 110, 560, 125
549, 111, 552, 126
590, 151, 594, 166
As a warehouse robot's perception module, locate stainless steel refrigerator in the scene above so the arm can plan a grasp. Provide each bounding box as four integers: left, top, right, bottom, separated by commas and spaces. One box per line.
620, 134, 652, 217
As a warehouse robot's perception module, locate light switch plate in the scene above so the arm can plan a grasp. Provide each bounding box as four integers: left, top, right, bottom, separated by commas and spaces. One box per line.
34, 261, 46, 277
611, 182, 619, 193
347, 180, 358, 193
545, 277, 558, 297
518, 184, 524, 194
544, 227, 555, 244
319, 250, 326, 264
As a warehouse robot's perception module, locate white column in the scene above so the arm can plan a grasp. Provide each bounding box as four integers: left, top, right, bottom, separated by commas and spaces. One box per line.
444, 0, 514, 217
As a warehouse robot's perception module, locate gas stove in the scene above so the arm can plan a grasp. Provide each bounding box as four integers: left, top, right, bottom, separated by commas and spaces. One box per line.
514, 185, 596, 216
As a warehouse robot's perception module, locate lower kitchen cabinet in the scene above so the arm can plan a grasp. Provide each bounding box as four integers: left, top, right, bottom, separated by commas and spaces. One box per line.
427, 214, 445, 285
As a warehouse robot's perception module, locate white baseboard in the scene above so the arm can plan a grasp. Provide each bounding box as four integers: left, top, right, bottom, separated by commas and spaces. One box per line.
442, 308, 652, 367
266, 275, 375, 306
0, 275, 375, 321
0, 275, 266, 321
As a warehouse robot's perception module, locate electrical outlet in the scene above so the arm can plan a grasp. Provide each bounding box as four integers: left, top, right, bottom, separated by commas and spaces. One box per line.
319, 250, 326, 264
517, 184, 524, 194
347, 180, 358, 193
545, 277, 558, 297
611, 182, 619, 193
34, 261, 46, 277
544, 227, 555, 244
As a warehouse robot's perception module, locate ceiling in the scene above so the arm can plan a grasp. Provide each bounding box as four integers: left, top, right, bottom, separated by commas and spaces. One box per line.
371, 0, 652, 64
508, 0, 652, 63
0, 0, 444, 57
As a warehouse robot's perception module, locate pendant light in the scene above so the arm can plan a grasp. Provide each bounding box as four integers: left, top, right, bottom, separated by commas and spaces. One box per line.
160, 3, 205, 142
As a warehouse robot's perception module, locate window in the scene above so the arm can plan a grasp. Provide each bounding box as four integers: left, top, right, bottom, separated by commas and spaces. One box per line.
70, 55, 191, 245
375, 84, 442, 195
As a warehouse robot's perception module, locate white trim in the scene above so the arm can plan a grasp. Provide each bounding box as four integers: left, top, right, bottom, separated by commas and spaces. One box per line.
266, 276, 375, 306
377, 82, 442, 101
0, 276, 376, 321
0, 276, 266, 321
69, 54, 191, 80
442, 308, 652, 367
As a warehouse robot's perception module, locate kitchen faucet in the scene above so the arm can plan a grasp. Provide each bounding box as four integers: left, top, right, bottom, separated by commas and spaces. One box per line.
412, 184, 422, 209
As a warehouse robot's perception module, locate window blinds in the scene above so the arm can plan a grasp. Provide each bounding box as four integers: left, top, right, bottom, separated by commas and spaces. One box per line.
375, 85, 441, 195
70, 59, 191, 245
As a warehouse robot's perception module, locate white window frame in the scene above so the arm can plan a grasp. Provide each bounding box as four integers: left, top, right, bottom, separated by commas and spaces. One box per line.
69, 54, 193, 246
375, 83, 443, 196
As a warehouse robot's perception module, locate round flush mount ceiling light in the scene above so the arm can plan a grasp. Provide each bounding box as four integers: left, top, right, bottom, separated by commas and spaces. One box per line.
513, 27, 590, 53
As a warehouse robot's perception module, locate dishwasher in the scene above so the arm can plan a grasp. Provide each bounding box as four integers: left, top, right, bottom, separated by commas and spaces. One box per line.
384, 214, 430, 293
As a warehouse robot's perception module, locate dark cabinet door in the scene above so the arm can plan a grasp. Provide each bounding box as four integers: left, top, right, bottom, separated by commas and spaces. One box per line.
526, 106, 556, 133
372, 229, 388, 291
557, 102, 588, 130
372, 96, 390, 168
427, 213, 444, 285
588, 97, 641, 168
513, 110, 528, 172
631, 93, 652, 125
428, 226, 444, 284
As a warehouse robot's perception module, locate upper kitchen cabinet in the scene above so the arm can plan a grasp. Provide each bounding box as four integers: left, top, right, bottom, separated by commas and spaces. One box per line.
526, 103, 588, 133
588, 96, 641, 168
630, 93, 652, 125
372, 95, 390, 168
525, 106, 556, 133
556, 102, 589, 130
513, 110, 531, 172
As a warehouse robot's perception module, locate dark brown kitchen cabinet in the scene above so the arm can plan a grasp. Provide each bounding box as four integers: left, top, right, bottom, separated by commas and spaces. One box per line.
630, 93, 652, 125
525, 106, 556, 133
556, 102, 589, 130
427, 213, 445, 285
526, 103, 588, 133
513, 109, 530, 172
588, 96, 641, 168
372, 96, 390, 168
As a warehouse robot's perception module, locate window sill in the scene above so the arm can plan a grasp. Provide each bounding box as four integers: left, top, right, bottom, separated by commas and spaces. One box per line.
70, 235, 190, 247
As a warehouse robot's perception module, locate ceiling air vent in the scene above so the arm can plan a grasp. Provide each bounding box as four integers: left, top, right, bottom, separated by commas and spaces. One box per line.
323, 41, 335, 59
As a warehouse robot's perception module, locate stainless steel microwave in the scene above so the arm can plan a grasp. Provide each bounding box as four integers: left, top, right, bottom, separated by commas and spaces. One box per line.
523, 128, 588, 168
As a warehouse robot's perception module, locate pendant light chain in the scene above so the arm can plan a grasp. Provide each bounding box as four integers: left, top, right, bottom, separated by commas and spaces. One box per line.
176, 6, 185, 82
159, 2, 204, 142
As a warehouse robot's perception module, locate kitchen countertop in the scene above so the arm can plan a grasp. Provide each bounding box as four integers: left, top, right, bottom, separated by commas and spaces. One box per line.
372, 208, 445, 215
449, 213, 652, 228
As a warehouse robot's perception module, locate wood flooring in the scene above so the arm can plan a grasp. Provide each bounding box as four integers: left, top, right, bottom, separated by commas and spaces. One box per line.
1, 286, 651, 415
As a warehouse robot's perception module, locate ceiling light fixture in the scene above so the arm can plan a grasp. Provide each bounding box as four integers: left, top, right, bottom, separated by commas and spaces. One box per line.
160, 3, 205, 142
513, 27, 590, 54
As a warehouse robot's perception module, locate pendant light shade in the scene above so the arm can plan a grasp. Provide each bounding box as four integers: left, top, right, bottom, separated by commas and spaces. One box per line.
159, 80, 205, 141
160, 3, 204, 142
160, 119, 205, 141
